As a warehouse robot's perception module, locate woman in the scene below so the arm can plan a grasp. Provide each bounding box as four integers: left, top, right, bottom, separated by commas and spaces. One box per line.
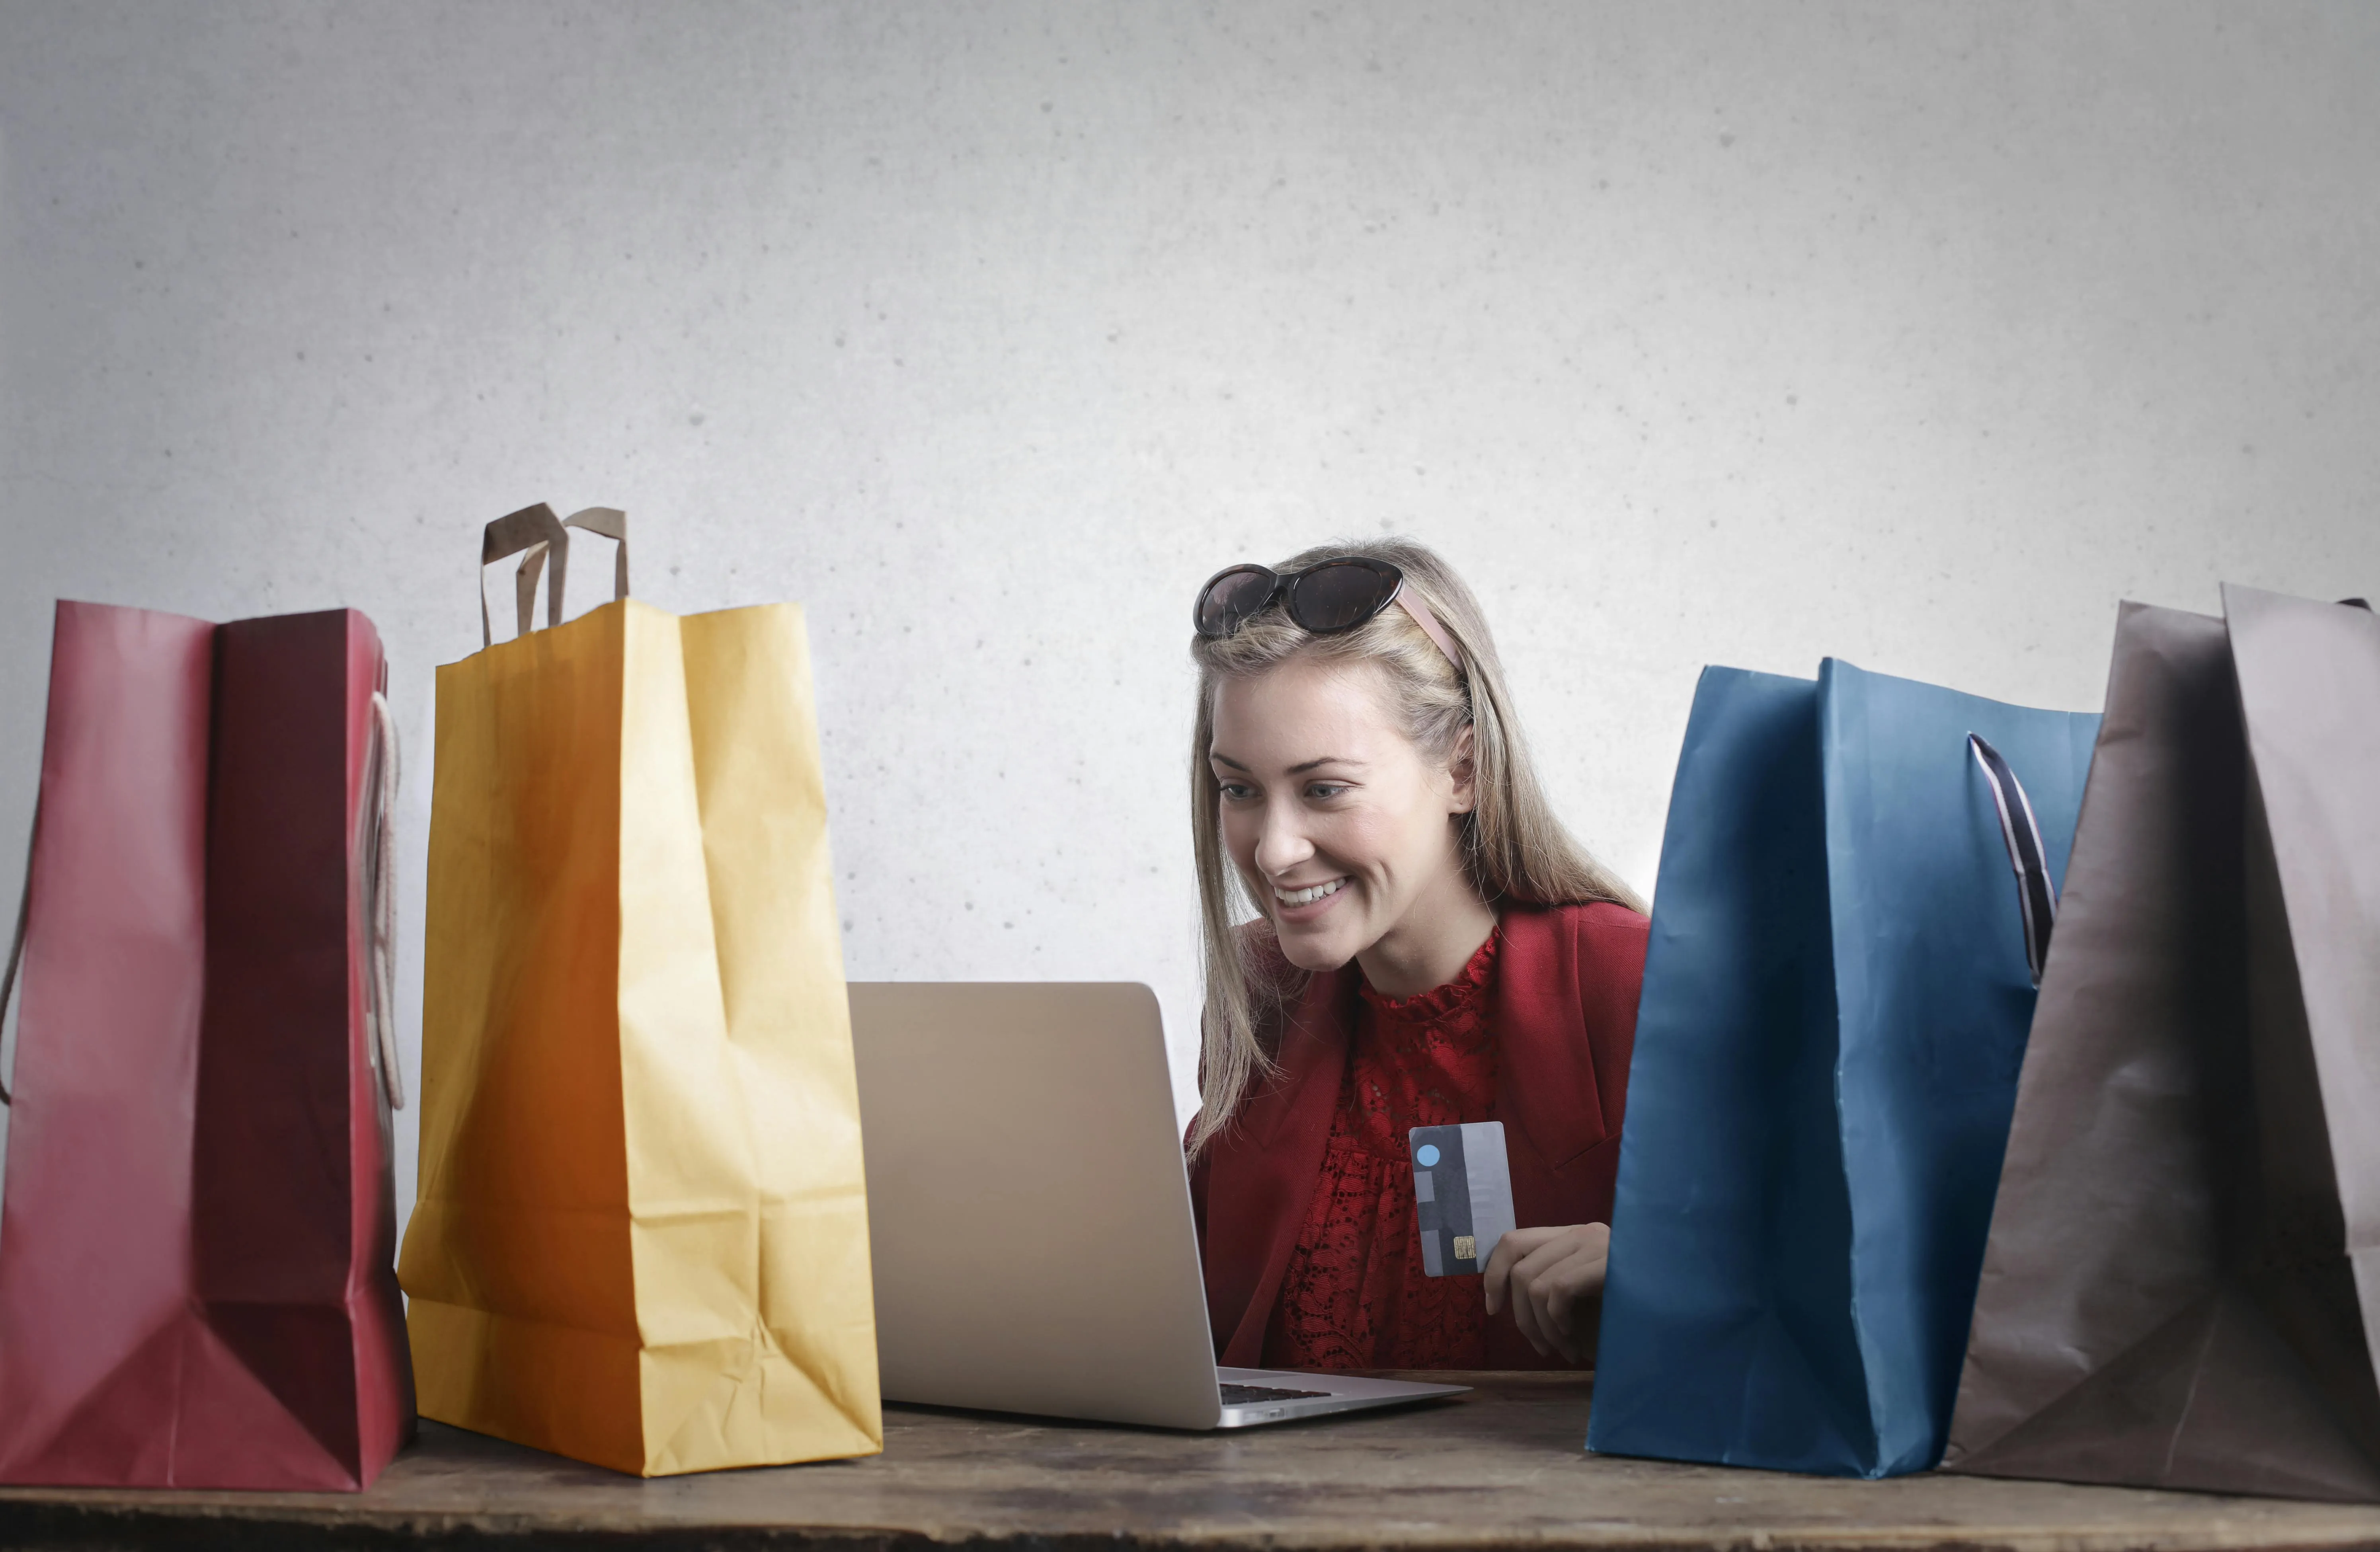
1185, 539, 1648, 1370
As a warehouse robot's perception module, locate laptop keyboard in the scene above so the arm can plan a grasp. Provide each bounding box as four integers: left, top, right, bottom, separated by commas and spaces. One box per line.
1219, 1382, 1331, 1404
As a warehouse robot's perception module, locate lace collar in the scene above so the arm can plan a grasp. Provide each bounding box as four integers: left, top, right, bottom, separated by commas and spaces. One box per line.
1355, 926, 1500, 1026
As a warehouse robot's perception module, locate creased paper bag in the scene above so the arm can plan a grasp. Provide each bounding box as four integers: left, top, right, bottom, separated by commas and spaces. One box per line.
399, 505, 880, 1475
1943, 587, 2380, 1500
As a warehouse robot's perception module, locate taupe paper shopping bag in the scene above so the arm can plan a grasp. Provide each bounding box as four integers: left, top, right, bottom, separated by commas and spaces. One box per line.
1941, 587, 2380, 1499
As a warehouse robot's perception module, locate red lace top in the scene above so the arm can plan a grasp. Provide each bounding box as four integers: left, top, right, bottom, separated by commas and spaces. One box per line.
1266, 928, 1501, 1370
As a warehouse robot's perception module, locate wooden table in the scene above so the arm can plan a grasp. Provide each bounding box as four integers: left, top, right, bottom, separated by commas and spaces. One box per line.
2, 1374, 2375, 1551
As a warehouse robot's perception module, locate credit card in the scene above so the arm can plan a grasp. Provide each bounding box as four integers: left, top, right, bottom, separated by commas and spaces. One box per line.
1408, 1121, 1515, 1276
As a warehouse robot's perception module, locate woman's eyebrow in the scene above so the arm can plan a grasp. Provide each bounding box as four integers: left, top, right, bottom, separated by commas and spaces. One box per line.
1209, 753, 1366, 775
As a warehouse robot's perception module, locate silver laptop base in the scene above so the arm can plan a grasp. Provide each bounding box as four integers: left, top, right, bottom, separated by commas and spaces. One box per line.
1215, 1367, 1467, 1428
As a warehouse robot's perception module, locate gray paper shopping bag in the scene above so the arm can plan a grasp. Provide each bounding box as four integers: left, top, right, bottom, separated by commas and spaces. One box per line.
1943, 587, 2380, 1500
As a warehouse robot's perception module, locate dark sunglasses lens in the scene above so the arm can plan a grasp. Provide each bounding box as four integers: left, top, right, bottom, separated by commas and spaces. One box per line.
1198, 568, 1278, 635
1290, 562, 1396, 632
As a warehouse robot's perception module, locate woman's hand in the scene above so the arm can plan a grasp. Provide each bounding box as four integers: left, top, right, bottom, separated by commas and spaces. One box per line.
1482, 1223, 1609, 1365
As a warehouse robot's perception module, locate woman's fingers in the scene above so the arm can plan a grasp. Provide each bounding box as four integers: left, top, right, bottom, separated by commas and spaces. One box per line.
1544, 1240, 1611, 1336
1541, 1257, 1579, 1336
1508, 1273, 1553, 1355
1481, 1238, 1512, 1317
1505, 1230, 1584, 1358
1498, 1230, 1568, 1355
1526, 1280, 1574, 1363
1528, 1264, 1579, 1362
1481, 1226, 1563, 1317
1488, 1224, 1611, 1365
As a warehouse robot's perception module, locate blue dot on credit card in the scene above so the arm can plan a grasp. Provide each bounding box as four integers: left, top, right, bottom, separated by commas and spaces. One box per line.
1416, 1144, 1441, 1167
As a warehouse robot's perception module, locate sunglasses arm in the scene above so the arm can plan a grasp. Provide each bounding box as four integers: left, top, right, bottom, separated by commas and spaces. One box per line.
1394, 589, 1465, 673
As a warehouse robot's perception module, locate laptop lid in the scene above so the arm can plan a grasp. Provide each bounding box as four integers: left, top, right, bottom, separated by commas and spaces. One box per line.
848, 982, 1225, 1429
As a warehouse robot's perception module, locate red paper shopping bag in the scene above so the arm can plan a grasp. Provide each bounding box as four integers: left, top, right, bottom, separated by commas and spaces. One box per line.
0, 601, 414, 1489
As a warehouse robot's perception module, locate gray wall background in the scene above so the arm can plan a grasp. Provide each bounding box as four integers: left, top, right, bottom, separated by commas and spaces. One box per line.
2, 2, 2375, 1238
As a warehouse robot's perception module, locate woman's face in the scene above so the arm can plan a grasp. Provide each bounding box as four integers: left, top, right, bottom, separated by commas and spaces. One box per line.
1208, 655, 1475, 973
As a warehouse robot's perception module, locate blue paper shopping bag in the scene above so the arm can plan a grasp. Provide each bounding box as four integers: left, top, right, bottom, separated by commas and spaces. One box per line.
1586, 660, 2098, 1478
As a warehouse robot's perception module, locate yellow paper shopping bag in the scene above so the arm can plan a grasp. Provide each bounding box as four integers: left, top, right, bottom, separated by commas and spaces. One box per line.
399, 505, 881, 1475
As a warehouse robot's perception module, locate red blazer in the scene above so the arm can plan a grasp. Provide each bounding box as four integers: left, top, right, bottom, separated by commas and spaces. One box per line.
1188, 900, 1650, 1369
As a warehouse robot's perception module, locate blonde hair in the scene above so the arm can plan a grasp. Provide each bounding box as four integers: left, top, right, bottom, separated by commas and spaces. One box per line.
1186, 538, 1643, 1157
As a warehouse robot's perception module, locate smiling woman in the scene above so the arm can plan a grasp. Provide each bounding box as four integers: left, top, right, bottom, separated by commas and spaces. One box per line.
1184, 539, 1650, 1373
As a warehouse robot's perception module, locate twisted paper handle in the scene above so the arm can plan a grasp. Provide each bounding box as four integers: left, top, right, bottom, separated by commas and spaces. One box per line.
367, 690, 405, 1111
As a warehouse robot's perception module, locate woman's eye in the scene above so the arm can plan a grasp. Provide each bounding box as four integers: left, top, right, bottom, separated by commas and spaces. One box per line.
1305, 783, 1348, 801
1218, 783, 1257, 802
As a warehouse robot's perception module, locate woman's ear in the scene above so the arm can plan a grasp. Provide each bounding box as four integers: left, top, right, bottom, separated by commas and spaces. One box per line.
1448, 723, 1479, 814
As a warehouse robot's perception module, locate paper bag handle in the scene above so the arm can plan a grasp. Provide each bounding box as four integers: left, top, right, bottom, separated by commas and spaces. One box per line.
364, 692, 404, 1110
482, 505, 629, 646
1968, 733, 2059, 989
562, 507, 629, 602
0, 804, 28, 1107
482, 504, 572, 647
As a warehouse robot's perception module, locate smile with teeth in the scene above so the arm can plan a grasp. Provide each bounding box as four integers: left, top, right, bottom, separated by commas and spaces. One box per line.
1274, 877, 1348, 908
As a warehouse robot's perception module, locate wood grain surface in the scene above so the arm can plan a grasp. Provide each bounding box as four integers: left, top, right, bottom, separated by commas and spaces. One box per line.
1, 1373, 2375, 1550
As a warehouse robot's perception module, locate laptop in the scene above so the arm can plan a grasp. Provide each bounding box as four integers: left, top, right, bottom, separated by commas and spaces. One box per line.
848, 981, 1468, 1429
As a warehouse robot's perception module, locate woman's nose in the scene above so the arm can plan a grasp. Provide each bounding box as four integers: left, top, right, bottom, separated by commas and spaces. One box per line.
1253, 802, 1314, 879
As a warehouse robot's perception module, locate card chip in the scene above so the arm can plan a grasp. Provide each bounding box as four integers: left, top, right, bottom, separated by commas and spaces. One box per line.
1453, 1235, 1476, 1262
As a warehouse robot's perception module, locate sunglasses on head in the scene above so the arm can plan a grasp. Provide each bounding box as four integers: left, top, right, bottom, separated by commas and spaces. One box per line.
1192, 557, 1463, 669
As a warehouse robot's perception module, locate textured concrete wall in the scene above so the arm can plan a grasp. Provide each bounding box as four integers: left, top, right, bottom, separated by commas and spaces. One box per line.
2, 3, 2376, 1233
